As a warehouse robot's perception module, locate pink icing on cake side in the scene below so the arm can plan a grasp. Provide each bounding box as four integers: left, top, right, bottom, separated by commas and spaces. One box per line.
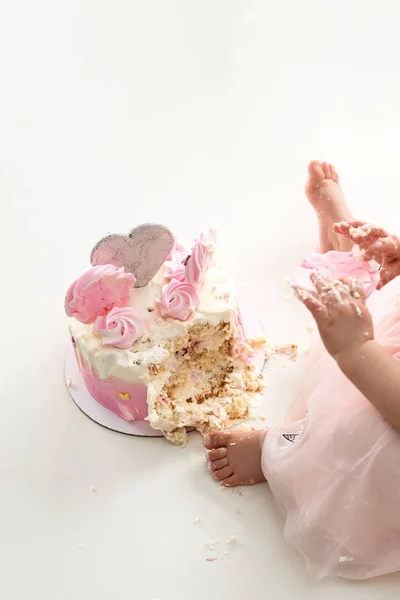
80, 358, 149, 421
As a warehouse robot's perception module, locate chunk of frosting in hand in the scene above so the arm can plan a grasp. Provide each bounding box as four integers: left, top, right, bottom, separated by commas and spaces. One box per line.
289, 251, 379, 298
156, 278, 199, 321
65, 265, 136, 324
94, 306, 144, 349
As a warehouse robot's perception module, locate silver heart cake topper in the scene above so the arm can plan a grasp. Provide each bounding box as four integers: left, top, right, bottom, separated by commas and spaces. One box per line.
90, 224, 174, 288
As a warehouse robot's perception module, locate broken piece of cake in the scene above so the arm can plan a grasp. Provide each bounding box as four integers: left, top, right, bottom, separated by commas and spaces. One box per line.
65, 225, 266, 446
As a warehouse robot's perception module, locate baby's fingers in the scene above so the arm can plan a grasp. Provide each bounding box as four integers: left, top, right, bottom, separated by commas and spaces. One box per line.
293, 287, 329, 323
333, 220, 366, 235
364, 237, 400, 262
377, 261, 400, 289
338, 276, 366, 302
333, 221, 388, 249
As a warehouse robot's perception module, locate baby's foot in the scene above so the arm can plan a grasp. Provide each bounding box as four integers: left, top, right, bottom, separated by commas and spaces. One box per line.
305, 160, 353, 253
204, 430, 267, 487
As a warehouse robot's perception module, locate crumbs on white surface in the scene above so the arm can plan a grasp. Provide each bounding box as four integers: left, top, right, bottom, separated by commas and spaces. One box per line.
306, 323, 315, 332
206, 557, 218, 562
338, 555, 354, 563
272, 343, 298, 361
205, 540, 220, 550
236, 508, 241, 514
78, 544, 86, 551
66, 377, 73, 388
227, 535, 237, 545
90, 486, 98, 494
303, 346, 310, 355
194, 516, 201, 524
188, 453, 206, 466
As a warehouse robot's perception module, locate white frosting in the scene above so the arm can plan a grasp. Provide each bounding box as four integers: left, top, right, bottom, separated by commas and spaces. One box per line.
69, 254, 238, 383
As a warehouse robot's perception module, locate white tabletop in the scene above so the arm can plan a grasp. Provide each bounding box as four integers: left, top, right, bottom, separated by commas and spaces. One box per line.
2, 1, 400, 598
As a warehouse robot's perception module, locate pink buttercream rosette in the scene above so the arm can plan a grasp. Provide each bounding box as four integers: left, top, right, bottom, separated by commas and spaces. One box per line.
167, 237, 187, 260
289, 251, 380, 298
65, 265, 136, 324
156, 278, 199, 321
94, 306, 144, 349
164, 250, 188, 282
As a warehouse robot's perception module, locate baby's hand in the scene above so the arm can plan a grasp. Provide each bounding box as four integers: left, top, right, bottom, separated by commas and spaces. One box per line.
333, 220, 400, 289
295, 273, 374, 359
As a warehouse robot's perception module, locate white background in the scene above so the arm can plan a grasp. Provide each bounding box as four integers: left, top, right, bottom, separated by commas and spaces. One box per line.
1, 0, 400, 598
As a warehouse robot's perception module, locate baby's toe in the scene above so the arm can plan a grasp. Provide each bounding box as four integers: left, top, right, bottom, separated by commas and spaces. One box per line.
213, 465, 234, 481
211, 457, 229, 471
221, 474, 241, 487
204, 432, 230, 449
207, 447, 228, 462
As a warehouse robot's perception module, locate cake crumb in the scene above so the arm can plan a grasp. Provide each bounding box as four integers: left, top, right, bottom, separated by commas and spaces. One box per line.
338, 555, 354, 563
227, 535, 237, 545
273, 343, 298, 361
349, 224, 371, 238
236, 508, 241, 514
206, 557, 218, 562
78, 544, 86, 551
147, 306, 154, 312
66, 377, 73, 388
90, 486, 98, 494
194, 516, 201, 524
306, 323, 315, 332
303, 346, 310, 355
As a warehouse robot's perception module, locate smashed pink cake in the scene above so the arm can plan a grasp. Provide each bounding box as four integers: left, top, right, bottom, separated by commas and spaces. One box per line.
65, 225, 265, 446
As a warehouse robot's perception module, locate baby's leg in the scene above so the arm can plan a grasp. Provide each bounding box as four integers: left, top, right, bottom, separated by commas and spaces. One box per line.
305, 161, 353, 253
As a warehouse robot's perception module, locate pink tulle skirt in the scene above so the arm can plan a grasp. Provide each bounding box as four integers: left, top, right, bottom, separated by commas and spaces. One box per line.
262, 275, 400, 580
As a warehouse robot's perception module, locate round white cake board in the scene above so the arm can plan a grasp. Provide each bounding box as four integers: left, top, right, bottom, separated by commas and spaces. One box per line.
64, 311, 265, 437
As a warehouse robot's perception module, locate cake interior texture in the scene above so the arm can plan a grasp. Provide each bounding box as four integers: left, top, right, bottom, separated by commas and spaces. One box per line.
146, 321, 263, 446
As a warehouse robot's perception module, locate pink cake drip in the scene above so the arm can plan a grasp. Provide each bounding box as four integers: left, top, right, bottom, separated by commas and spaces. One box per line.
80, 357, 149, 421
